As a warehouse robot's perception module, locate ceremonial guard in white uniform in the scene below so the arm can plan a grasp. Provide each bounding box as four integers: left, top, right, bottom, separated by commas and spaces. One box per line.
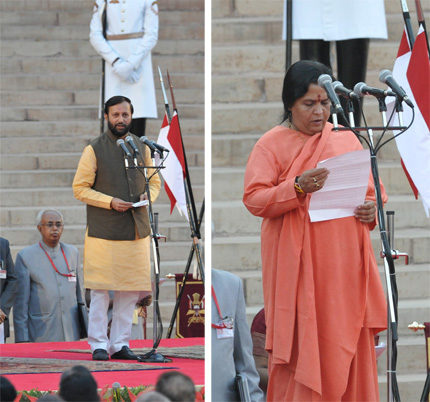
90, 0, 158, 136
283, 0, 388, 125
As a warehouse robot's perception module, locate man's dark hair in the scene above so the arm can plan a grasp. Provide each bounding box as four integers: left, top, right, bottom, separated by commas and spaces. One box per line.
58, 365, 100, 402
0, 376, 17, 402
155, 371, 195, 402
281, 59, 333, 122
104, 95, 134, 115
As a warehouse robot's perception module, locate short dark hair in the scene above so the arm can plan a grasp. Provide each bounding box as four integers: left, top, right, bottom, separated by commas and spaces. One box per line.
58, 365, 99, 402
104, 95, 134, 115
0, 376, 17, 402
155, 371, 195, 402
282, 60, 333, 122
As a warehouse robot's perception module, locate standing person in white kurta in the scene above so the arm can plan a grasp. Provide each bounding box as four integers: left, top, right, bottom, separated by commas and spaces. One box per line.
90, 0, 158, 137
283, 0, 388, 125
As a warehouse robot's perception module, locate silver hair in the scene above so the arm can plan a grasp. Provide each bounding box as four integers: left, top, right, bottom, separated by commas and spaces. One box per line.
36, 209, 64, 226
136, 391, 171, 402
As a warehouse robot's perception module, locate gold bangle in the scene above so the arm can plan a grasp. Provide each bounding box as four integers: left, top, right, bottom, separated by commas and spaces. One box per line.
294, 176, 304, 193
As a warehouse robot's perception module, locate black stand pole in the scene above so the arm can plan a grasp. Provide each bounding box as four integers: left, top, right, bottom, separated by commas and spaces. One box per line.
333, 97, 414, 402
130, 153, 171, 363
166, 199, 205, 338
285, 0, 293, 71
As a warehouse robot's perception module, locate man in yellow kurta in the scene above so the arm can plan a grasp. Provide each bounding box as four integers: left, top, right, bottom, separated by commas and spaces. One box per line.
73, 95, 160, 361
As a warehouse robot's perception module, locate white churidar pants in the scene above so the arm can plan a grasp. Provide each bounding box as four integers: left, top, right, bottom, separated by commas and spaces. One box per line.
88, 289, 140, 355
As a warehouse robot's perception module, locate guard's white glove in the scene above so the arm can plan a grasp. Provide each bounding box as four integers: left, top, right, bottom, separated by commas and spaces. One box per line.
127, 71, 141, 84
112, 59, 135, 81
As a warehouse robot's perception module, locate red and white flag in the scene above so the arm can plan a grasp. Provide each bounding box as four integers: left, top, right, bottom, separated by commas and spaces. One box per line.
387, 26, 430, 216
156, 111, 189, 219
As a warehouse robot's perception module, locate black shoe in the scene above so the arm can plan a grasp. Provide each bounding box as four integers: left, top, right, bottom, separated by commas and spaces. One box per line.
110, 346, 139, 360
92, 348, 109, 361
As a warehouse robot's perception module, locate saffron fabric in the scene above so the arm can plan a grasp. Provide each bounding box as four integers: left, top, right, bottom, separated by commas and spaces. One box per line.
243, 123, 387, 400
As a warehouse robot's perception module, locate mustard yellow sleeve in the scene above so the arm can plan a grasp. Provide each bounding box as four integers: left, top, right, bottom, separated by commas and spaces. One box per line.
72, 145, 113, 209
144, 146, 162, 202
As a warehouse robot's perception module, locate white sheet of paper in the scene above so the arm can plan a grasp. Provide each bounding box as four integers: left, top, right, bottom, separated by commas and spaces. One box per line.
309, 149, 370, 222
132, 200, 149, 208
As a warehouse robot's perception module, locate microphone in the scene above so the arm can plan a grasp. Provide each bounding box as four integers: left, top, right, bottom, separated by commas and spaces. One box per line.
125, 135, 140, 154
353, 82, 396, 99
151, 141, 170, 155
332, 81, 359, 100
140, 136, 159, 155
140, 136, 169, 156
379, 69, 414, 108
317, 74, 343, 114
116, 139, 132, 157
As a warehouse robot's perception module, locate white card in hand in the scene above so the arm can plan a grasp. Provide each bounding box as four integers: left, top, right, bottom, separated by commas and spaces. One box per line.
132, 200, 149, 208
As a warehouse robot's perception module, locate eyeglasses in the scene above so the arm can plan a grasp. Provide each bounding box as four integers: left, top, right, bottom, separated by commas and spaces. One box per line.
41, 222, 64, 228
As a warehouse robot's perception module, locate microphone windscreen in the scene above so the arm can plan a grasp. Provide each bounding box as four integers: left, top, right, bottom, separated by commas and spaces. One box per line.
379, 69, 392, 83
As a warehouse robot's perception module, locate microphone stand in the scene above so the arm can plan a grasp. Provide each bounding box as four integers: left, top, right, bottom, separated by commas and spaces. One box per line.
334, 97, 414, 402
138, 149, 171, 363
120, 145, 171, 363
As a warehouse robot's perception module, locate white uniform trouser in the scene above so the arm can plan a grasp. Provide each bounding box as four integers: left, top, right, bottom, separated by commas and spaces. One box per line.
88, 289, 140, 355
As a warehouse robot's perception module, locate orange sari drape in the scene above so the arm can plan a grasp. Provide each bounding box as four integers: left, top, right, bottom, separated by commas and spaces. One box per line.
243, 123, 387, 401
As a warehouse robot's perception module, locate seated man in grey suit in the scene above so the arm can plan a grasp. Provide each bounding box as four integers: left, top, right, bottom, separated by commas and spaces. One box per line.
211, 269, 264, 402
13, 209, 84, 342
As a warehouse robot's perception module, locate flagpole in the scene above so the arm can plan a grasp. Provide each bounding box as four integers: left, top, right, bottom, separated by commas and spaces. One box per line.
167, 70, 201, 236
166, 70, 204, 282
414, 0, 430, 57
400, 0, 415, 48
100, 1, 107, 135
158, 66, 172, 121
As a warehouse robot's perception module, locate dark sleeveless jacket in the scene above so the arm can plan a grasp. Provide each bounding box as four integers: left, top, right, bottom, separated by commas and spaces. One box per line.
87, 130, 150, 240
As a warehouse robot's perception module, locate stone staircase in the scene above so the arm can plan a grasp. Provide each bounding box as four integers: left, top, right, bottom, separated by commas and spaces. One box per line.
0, 0, 204, 338
212, 0, 429, 400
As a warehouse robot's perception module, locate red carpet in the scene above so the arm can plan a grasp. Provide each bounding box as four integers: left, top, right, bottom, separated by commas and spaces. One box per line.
0, 338, 204, 392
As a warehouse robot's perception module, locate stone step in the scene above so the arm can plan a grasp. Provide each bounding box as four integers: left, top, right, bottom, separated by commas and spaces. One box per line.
9, 239, 204, 265
212, 163, 418, 203
377, 335, 428, 375
1, 103, 203, 122
0, 187, 204, 223
212, 196, 429, 237
1, 87, 204, 107
244, 300, 429, 340
212, 0, 426, 19
212, 42, 401, 78
1, 54, 204, 75
212, 228, 429, 271
231, 261, 430, 307
0, 185, 204, 208
0, 118, 204, 137
211, 14, 410, 46
0, 132, 203, 154
0, 166, 204, 188
1, 149, 204, 170
212, 99, 402, 135
212, 70, 410, 106
0, 71, 203, 91
379, 373, 427, 402
213, 131, 402, 169
1, 39, 203, 59
1, 19, 203, 41
0, 0, 203, 12
0, 220, 203, 246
